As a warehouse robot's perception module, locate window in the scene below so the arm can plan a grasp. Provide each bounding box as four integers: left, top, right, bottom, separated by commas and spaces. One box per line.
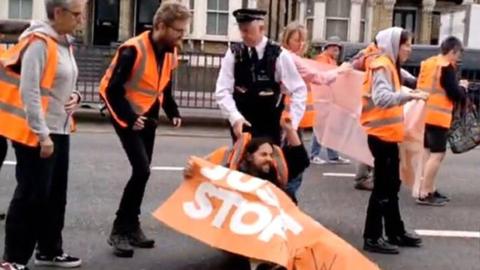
360, 1, 367, 42
431, 12, 441, 45
305, 0, 314, 41
189, 0, 194, 34
393, 9, 416, 34
306, 0, 314, 17
8, 0, 33, 19
325, 0, 350, 41
207, 0, 229, 36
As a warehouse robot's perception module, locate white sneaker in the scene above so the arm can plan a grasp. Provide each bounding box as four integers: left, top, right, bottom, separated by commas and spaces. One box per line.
310, 156, 327, 165
328, 157, 351, 164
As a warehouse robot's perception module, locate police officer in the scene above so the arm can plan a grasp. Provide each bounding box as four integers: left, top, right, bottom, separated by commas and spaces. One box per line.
215, 9, 307, 146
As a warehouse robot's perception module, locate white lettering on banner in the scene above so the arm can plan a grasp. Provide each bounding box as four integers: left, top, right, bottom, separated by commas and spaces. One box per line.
183, 179, 304, 242
256, 186, 280, 207
211, 190, 244, 228
200, 165, 230, 181
226, 170, 265, 192
230, 202, 273, 235
183, 182, 215, 219
259, 211, 303, 242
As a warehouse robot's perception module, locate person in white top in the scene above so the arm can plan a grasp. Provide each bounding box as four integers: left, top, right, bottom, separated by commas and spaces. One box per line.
215, 8, 307, 145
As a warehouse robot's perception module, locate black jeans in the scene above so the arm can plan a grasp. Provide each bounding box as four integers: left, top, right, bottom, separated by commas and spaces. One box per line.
0, 136, 7, 171
4, 135, 70, 264
112, 121, 156, 234
363, 135, 406, 240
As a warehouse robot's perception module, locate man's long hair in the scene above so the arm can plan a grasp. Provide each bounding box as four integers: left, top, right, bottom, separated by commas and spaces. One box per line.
237, 137, 279, 186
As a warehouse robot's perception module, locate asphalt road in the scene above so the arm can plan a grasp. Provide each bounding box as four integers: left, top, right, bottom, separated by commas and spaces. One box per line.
0, 123, 478, 270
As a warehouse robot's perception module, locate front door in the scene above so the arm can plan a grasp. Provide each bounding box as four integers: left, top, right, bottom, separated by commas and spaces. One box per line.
93, 0, 120, 45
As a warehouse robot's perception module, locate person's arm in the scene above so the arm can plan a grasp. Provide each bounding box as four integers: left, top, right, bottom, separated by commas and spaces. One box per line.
104, 47, 139, 127
276, 51, 307, 130
440, 65, 466, 103
215, 50, 244, 126
400, 68, 417, 89
161, 78, 180, 120
281, 120, 309, 179
371, 68, 413, 108
288, 51, 337, 85
19, 40, 50, 141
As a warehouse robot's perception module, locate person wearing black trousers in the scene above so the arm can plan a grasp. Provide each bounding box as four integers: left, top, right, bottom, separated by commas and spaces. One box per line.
360, 27, 428, 255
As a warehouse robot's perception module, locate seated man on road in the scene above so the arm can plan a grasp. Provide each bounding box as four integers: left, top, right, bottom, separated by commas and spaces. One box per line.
184, 119, 310, 270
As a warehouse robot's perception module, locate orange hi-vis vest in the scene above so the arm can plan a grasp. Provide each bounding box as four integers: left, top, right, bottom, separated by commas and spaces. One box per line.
99, 31, 177, 128
0, 33, 59, 147
315, 51, 338, 66
361, 55, 404, 143
284, 83, 314, 128
205, 133, 289, 188
363, 43, 382, 71
417, 55, 453, 128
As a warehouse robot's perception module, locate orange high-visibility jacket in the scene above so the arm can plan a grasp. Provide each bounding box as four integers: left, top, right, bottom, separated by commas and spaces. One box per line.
363, 43, 382, 71
417, 55, 453, 128
0, 33, 59, 146
284, 83, 314, 128
99, 31, 177, 128
360, 55, 404, 143
206, 133, 289, 188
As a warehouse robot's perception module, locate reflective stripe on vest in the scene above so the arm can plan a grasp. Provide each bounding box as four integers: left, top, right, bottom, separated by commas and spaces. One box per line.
360, 55, 404, 142
99, 31, 177, 127
285, 84, 314, 128
0, 33, 59, 146
417, 55, 453, 128
229, 133, 251, 170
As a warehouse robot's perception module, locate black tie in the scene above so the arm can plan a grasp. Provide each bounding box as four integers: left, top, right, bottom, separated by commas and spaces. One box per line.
250, 47, 259, 63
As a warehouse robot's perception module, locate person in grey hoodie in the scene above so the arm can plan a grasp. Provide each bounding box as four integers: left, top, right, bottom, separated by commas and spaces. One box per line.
1, 1, 86, 270
361, 27, 428, 255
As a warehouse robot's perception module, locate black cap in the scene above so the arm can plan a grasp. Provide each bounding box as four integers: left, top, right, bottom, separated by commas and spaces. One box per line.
233, 9, 267, 23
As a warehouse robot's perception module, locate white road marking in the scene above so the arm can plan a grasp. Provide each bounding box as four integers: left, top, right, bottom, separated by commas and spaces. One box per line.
151, 166, 184, 171
3, 161, 480, 239
415, 230, 480, 239
3, 161, 184, 171
323, 172, 356, 178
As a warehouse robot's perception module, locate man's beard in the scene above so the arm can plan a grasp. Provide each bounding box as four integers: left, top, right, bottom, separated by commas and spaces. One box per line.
239, 161, 278, 185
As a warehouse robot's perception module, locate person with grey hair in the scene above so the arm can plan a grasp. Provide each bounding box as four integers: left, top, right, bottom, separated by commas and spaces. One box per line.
0, 0, 86, 269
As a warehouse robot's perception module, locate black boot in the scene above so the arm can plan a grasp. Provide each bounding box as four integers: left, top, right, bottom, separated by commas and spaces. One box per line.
363, 238, 399, 254
388, 232, 422, 247
107, 233, 134, 258
128, 227, 155, 248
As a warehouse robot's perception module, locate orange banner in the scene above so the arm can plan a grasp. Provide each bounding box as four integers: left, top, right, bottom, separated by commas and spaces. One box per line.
153, 157, 380, 270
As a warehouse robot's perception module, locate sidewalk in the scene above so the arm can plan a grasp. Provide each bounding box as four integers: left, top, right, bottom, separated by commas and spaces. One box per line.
75, 105, 228, 127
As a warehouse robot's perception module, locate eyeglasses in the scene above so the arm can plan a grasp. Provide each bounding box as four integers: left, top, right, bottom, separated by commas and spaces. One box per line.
167, 25, 187, 34
62, 7, 82, 18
